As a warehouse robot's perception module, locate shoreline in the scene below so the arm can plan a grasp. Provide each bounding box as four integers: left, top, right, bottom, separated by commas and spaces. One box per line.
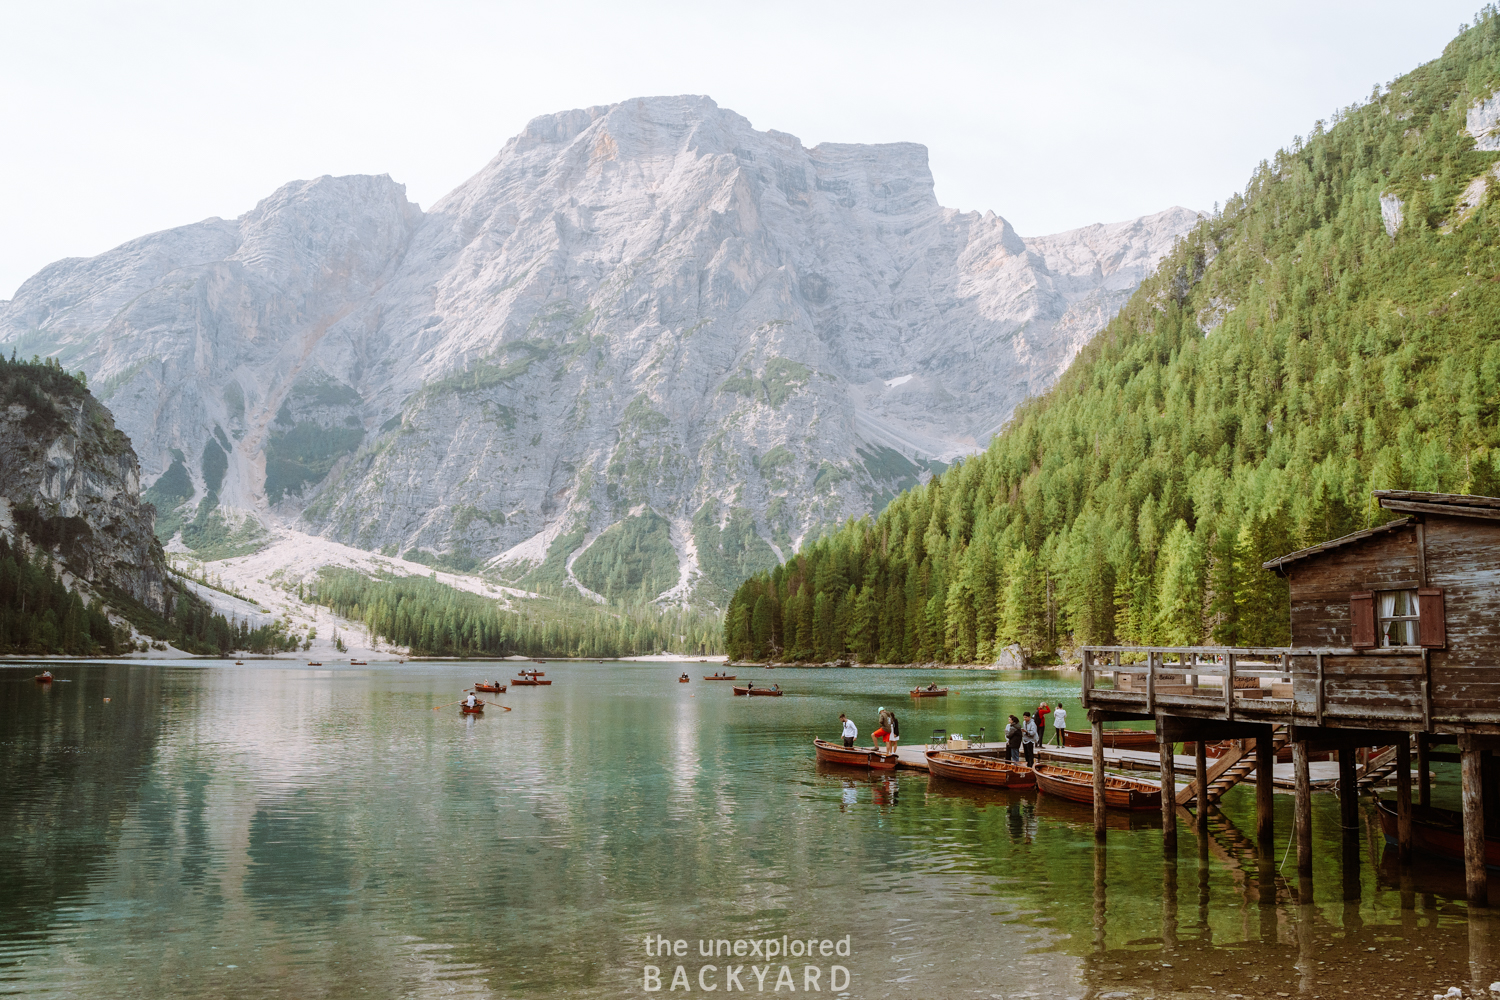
726, 660, 1082, 671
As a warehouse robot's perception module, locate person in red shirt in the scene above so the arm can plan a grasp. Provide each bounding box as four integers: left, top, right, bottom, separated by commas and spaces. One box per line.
1036, 702, 1051, 744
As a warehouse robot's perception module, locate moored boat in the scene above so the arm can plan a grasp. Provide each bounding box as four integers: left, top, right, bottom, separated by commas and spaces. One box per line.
1061, 727, 1159, 749
1375, 797, 1500, 870
1034, 764, 1162, 811
910, 686, 948, 697
733, 685, 783, 696
926, 751, 1036, 789
474, 682, 506, 693
813, 738, 898, 770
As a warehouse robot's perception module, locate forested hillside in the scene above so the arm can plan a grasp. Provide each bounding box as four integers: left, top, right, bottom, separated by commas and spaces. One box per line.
726, 15, 1500, 663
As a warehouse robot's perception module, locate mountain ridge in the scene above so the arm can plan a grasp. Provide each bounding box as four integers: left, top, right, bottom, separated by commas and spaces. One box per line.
1, 95, 1199, 604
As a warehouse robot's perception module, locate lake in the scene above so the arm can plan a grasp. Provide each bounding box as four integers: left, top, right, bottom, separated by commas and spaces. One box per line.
0, 661, 1493, 999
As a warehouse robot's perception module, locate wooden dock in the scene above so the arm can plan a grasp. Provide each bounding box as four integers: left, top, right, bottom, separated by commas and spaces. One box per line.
893, 743, 1355, 791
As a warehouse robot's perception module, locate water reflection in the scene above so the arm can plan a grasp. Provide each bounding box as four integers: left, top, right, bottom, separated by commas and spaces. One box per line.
1, 662, 1497, 999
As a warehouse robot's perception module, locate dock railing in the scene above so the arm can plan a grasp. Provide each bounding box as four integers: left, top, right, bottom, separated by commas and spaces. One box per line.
1080, 645, 1386, 725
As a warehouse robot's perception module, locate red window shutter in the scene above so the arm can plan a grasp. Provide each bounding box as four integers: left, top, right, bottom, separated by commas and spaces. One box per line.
1418, 588, 1446, 649
1350, 591, 1375, 649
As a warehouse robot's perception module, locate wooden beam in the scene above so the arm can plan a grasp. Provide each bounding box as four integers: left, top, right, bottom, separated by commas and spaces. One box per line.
1461, 739, 1489, 907
1339, 748, 1358, 830
1418, 733, 1431, 806
1175, 738, 1252, 806
1295, 741, 1313, 877
1380, 498, 1500, 520
1256, 728, 1275, 851
1160, 736, 1177, 851
1195, 741, 1209, 832
1159, 716, 1272, 742
1092, 718, 1106, 842
1396, 739, 1412, 863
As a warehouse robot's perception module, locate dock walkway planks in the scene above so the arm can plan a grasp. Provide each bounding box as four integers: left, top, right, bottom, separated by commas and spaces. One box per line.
892, 742, 1364, 792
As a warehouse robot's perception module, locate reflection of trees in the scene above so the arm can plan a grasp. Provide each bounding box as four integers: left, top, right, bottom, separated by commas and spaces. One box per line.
0, 666, 163, 940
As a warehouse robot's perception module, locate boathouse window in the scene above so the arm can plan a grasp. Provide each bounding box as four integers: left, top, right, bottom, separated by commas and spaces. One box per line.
1377, 589, 1419, 646
1350, 588, 1445, 649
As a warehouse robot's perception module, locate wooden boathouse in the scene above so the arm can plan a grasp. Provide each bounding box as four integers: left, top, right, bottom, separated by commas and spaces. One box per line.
1080, 490, 1500, 905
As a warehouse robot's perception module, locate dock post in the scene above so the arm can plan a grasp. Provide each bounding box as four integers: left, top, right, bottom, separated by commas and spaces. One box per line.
1092, 717, 1106, 841
1396, 737, 1413, 863
1195, 740, 1209, 833
1461, 737, 1489, 907
1294, 740, 1313, 877
1159, 733, 1177, 851
1338, 746, 1359, 830
1417, 733, 1431, 806
1255, 726, 1275, 853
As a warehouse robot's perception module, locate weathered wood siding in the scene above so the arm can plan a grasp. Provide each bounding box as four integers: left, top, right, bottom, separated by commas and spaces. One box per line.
1284, 514, 1500, 727
1285, 523, 1421, 646
1425, 515, 1500, 724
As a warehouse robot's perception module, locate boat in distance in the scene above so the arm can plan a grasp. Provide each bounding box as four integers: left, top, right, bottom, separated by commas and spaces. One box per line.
926, 751, 1036, 789
733, 685, 783, 696
813, 739, 898, 770
34, 671, 53, 684
910, 686, 948, 697
703, 674, 736, 681
1034, 763, 1162, 811
1060, 727, 1158, 749
1375, 797, 1500, 869
512, 671, 552, 686
474, 682, 507, 693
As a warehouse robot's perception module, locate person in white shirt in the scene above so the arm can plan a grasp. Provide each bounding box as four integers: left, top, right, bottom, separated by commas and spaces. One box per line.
840, 713, 858, 748
465, 691, 476, 709
1051, 703, 1067, 745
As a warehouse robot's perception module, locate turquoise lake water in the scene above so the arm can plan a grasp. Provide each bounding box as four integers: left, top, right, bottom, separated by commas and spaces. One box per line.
0, 661, 1493, 999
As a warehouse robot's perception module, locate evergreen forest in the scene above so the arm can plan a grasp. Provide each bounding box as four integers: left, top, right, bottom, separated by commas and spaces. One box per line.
308, 569, 723, 658
726, 15, 1500, 664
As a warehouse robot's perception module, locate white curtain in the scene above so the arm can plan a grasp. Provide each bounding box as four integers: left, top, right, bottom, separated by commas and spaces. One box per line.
1379, 591, 1397, 646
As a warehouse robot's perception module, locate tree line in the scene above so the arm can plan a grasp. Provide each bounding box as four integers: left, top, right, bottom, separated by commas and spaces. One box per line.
307, 569, 723, 658
726, 13, 1500, 663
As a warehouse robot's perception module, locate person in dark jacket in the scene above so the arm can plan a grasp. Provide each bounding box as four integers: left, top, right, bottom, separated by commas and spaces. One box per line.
1021, 712, 1039, 768
1004, 715, 1023, 762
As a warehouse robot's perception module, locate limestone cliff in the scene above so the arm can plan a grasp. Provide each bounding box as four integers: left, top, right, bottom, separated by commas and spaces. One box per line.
0, 95, 1200, 602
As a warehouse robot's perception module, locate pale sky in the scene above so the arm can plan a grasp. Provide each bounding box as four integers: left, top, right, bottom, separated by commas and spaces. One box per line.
0, 0, 1482, 299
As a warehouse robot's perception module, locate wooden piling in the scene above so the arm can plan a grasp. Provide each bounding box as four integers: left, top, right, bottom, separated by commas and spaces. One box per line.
1294, 740, 1313, 877
1195, 740, 1209, 833
1396, 737, 1412, 863
1092, 717, 1106, 841
1255, 727, 1275, 852
1461, 739, 1488, 907
1417, 733, 1431, 807
1159, 734, 1177, 850
1338, 746, 1359, 830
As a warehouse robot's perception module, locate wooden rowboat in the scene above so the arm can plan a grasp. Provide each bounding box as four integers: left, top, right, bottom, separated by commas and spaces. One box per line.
678, 675, 690, 683
1375, 797, 1500, 870
814, 738, 898, 770
474, 682, 506, 693
1034, 764, 1162, 811
703, 674, 737, 681
35, 672, 53, 684
511, 678, 551, 685
308, 662, 323, 666
518, 670, 546, 678
461, 700, 485, 714
733, 686, 783, 696
1061, 727, 1158, 749
349, 659, 368, 665
926, 751, 1036, 789
910, 687, 948, 697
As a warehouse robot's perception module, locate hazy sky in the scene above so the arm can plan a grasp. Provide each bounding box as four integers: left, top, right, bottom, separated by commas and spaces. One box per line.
0, 0, 1483, 299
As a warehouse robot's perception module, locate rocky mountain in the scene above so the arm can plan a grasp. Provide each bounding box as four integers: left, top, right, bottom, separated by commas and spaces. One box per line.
0, 358, 172, 615
0, 96, 1199, 603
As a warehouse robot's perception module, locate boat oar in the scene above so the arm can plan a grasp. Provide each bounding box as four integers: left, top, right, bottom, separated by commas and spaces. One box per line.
433, 698, 469, 711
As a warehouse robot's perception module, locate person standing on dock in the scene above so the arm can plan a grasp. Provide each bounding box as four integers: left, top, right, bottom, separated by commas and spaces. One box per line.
1021, 712, 1038, 767
1005, 715, 1022, 762
883, 708, 900, 755
1050, 702, 1067, 745
1036, 702, 1050, 743
840, 713, 857, 748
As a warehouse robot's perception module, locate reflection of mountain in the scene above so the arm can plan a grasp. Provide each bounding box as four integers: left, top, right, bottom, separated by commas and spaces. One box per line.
0, 96, 1196, 601
0, 667, 164, 940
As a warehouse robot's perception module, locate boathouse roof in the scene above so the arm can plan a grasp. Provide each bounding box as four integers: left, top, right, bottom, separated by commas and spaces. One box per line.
1261, 490, 1500, 572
